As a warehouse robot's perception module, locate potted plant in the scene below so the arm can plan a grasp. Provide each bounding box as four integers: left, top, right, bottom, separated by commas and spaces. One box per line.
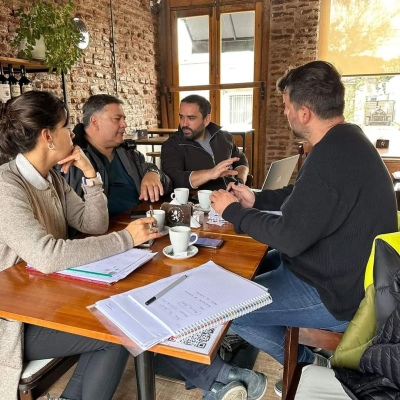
11, 0, 84, 75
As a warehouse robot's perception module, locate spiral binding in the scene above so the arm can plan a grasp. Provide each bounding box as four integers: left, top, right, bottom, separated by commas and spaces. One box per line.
172, 293, 272, 340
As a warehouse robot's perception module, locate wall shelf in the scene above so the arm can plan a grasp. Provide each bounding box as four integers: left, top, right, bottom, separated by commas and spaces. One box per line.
0, 56, 68, 104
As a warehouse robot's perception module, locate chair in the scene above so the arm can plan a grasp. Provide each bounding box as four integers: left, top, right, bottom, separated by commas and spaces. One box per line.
18, 356, 78, 400
245, 174, 253, 188
282, 327, 343, 399
297, 142, 312, 171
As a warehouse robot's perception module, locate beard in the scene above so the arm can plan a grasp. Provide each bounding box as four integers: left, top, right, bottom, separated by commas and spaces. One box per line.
181, 126, 205, 141
291, 129, 304, 139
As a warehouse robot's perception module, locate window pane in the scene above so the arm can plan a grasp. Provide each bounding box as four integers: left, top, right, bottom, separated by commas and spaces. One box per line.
220, 88, 253, 129
220, 11, 255, 84
178, 16, 209, 86
343, 74, 400, 155
320, 0, 400, 75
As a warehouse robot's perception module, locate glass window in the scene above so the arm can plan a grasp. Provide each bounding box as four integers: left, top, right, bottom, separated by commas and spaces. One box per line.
343, 74, 400, 154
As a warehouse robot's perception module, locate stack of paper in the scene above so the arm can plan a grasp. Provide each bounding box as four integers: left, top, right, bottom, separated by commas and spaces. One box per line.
94, 261, 272, 350
27, 248, 156, 285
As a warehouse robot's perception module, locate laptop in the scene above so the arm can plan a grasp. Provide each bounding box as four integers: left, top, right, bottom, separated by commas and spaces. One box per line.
258, 155, 300, 191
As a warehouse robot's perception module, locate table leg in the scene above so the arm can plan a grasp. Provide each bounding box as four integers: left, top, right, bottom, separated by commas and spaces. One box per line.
135, 351, 155, 400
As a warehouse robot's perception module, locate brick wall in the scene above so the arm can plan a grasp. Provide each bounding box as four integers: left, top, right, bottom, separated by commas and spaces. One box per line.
1, 0, 160, 130
1, 0, 321, 177
262, 0, 320, 169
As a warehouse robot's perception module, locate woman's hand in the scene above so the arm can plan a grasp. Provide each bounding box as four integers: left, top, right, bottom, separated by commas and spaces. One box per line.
125, 217, 162, 247
58, 145, 96, 177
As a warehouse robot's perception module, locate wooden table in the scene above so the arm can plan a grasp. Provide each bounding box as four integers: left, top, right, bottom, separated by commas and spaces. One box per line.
0, 215, 267, 400
112, 200, 251, 239
147, 128, 176, 136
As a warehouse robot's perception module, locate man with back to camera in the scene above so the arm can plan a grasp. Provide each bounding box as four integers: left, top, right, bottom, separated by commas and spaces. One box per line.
161, 94, 249, 191
156, 61, 398, 400
64, 94, 172, 217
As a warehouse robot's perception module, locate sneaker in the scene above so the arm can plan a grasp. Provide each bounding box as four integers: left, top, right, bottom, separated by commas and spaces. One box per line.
274, 380, 282, 397
227, 367, 267, 400
203, 381, 247, 400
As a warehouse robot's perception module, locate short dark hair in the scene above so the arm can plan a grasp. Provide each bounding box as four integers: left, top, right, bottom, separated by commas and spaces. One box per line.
82, 94, 124, 128
276, 61, 345, 119
180, 95, 211, 118
0, 91, 68, 158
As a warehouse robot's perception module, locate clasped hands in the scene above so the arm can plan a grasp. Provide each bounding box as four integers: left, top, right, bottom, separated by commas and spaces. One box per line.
210, 181, 255, 215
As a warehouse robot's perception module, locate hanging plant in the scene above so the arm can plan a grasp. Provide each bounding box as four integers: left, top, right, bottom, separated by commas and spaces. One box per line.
11, 0, 84, 75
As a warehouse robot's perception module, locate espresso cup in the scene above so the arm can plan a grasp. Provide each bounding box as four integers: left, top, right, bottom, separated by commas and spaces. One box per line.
171, 188, 189, 204
146, 209, 165, 232
198, 189, 212, 210
169, 226, 198, 253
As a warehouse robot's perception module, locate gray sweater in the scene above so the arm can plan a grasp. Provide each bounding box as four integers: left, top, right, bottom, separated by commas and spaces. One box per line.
0, 155, 133, 399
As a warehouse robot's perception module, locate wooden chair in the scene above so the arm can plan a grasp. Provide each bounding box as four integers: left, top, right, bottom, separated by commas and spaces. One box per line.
18, 356, 78, 400
245, 174, 253, 188
297, 142, 312, 171
282, 327, 343, 400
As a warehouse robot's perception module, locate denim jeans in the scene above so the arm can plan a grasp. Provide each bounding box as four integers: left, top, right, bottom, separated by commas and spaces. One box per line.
232, 249, 349, 365
169, 250, 349, 390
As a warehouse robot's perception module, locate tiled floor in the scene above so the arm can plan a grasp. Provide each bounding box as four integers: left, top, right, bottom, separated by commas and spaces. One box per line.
41, 351, 282, 399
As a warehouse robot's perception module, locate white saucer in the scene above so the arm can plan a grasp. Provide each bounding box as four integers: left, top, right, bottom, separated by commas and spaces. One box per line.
160, 226, 170, 236
163, 245, 198, 260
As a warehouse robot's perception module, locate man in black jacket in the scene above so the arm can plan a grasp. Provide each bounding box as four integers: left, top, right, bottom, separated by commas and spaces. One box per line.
161, 95, 249, 191
64, 94, 172, 217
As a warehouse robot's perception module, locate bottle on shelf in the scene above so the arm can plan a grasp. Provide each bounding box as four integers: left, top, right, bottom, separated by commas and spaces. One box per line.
19, 65, 33, 93
8, 64, 21, 98
0, 63, 11, 104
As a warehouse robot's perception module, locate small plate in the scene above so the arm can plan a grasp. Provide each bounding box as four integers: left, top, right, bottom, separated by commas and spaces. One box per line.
163, 245, 198, 260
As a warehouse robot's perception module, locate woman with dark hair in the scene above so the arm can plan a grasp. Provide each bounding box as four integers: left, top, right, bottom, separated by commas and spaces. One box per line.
0, 91, 161, 400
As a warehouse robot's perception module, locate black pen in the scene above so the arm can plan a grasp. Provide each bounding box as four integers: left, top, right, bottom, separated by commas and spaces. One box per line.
145, 274, 188, 305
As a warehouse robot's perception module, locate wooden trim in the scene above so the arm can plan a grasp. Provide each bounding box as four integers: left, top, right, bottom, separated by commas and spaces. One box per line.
166, 82, 264, 92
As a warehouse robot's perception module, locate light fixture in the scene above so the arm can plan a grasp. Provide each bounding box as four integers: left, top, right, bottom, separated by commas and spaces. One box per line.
73, 18, 90, 49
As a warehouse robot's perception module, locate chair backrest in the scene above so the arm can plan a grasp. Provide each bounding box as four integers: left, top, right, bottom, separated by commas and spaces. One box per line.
282, 327, 343, 399
297, 141, 312, 171
18, 356, 78, 400
245, 174, 253, 188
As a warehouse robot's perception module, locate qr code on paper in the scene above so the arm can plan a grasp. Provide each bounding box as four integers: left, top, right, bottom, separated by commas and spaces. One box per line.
168, 328, 216, 349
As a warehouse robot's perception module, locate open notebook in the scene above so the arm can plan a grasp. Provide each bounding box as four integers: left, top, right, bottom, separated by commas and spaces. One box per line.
94, 261, 272, 350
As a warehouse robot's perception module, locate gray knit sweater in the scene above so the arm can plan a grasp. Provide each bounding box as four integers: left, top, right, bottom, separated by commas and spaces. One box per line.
0, 155, 133, 399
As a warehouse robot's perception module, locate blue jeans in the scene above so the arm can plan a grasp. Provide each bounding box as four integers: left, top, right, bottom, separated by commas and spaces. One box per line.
170, 250, 349, 390
232, 250, 349, 365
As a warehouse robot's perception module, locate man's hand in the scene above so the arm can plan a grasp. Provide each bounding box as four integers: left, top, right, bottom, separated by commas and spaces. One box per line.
226, 182, 256, 208
210, 189, 239, 215
58, 145, 96, 177
190, 157, 240, 188
139, 171, 164, 202
211, 157, 240, 180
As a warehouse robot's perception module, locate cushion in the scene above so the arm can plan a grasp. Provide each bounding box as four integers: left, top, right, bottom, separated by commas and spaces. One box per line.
330, 284, 376, 370
294, 365, 350, 400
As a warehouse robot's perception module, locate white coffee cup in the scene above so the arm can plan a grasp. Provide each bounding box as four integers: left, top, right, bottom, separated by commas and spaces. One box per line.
171, 188, 189, 204
198, 189, 212, 210
169, 226, 198, 253
146, 209, 165, 232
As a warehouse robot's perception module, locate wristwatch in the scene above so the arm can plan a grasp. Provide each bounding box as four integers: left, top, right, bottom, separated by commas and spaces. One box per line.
145, 167, 160, 177
82, 172, 103, 187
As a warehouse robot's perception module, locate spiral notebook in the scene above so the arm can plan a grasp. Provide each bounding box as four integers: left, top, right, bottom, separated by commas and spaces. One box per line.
94, 261, 272, 350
